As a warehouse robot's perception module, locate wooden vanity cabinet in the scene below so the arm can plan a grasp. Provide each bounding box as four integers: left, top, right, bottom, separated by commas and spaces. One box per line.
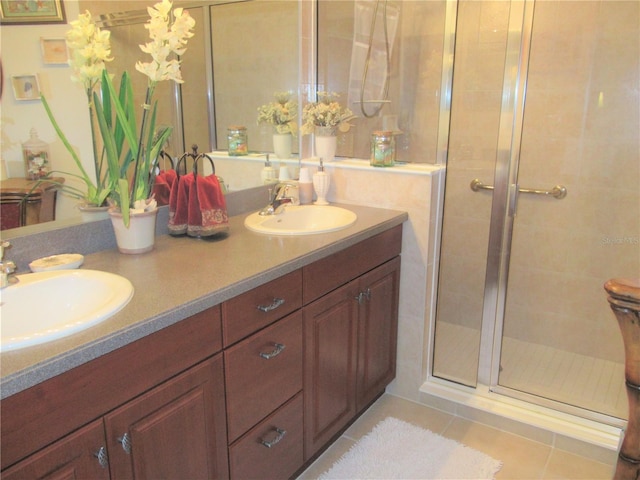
303, 225, 402, 459
1, 306, 228, 479
1, 224, 402, 479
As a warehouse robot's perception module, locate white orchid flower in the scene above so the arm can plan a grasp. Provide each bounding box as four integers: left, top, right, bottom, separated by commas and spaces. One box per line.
136, 0, 195, 85
66, 11, 112, 88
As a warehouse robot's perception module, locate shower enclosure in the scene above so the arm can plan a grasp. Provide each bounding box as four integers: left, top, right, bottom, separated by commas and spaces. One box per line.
433, 0, 639, 426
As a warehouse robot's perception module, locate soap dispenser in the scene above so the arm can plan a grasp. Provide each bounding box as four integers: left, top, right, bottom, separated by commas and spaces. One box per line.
313, 158, 330, 205
261, 154, 277, 184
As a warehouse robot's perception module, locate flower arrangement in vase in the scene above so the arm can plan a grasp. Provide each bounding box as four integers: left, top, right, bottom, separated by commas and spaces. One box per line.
41, 0, 195, 244
301, 92, 355, 162
257, 91, 298, 159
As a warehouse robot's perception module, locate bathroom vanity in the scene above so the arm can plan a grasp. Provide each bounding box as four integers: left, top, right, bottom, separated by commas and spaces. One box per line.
0, 204, 405, 479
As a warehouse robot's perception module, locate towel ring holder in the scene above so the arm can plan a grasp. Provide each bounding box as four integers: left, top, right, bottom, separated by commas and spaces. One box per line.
156, 150, 175, 172
176, 145, 216, 178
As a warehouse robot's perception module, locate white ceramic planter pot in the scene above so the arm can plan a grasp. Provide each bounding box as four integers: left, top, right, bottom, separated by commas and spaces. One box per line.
78, 203, 110, 222
314, 127, 337, 162
108, 208, 158, 254
273, 133, 293, 159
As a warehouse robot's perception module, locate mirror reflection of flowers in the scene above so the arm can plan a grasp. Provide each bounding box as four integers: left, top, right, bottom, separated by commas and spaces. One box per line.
257, 91, 298, 136
301, 91, 356, 135
40, 0, 195, 227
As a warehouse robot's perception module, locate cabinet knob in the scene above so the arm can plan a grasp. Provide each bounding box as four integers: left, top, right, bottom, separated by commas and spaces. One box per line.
259, 342, 286, 360
117, 433, 132, 454
94, 446, 109, 468
260, 427, 287, 448
256, 297, 285, 313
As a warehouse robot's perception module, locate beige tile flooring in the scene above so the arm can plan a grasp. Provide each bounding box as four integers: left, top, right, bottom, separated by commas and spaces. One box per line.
297, 394, 617, 480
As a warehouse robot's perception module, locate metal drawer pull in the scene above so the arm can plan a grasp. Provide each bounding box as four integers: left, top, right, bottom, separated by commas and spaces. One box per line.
117, 433, 132, 454
470, 179, 567, 199
260, 343, 286, 360
256, 297, 285, 313
94, 446, 109, 468
260, 427, 287, 448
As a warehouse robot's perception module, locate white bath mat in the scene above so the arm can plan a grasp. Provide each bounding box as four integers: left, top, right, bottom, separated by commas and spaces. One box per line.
319, 417, 503, 479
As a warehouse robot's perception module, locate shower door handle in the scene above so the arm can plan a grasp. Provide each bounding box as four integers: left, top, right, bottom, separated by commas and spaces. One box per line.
517, 184, 567, 199
470, 179, 567, 199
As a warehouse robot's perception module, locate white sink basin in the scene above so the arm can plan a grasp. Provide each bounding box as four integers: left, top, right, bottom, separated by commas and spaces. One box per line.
1, 270, 134, 352
244, 205, 357, 235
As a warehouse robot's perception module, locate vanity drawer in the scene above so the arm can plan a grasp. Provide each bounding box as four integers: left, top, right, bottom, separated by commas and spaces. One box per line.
229, 393, 304, 480
303, 224, 402, 304
222, 268, 302, 346
224, 311, 303, 443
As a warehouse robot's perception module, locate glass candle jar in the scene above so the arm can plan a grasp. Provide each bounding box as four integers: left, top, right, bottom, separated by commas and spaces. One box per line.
370, 131, 395, 167
227, 126, 248, 156
22, 128, 50, 180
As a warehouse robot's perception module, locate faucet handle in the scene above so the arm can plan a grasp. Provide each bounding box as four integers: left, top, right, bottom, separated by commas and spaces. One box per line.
275, 182, 300, 204
0, 241, 10, 261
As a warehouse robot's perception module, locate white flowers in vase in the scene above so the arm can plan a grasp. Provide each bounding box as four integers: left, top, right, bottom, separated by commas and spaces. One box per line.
301, 91, 356, 136
41, 0, 195, 227
257, 91, 298, 135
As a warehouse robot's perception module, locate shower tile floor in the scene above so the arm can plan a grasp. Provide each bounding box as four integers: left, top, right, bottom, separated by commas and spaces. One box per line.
297, 394, 617, 479
433, 322, 627, 419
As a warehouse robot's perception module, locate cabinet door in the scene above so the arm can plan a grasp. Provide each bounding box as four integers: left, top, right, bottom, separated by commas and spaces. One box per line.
2, 419, 109, 480
303, 281, 359, 459
104, 355, 228, 480
356, 256, 401, 411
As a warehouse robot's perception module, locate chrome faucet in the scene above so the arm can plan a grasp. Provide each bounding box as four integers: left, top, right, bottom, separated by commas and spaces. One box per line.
259, 182, 300, 215
0, 241, 17, 288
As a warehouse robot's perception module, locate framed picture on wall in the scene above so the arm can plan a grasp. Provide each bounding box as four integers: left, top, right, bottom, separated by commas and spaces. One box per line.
40, 38, 69, 65
11, 74, 40, 100
0, 0, 65, 25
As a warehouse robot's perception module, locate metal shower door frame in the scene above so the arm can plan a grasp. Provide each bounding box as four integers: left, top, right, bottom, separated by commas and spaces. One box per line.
477, 0, 534, 388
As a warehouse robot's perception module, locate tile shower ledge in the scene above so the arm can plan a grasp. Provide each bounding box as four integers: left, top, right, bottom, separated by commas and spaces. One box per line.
0, 203, 407, 399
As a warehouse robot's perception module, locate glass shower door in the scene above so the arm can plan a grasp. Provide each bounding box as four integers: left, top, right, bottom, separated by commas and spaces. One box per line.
432, 0, 512, 388
494, 0, 639, 420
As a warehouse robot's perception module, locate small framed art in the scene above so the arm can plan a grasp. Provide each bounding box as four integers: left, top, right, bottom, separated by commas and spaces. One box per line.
40, 38, 69, 65
0, 0, 66, 25
11, 74, 40, 100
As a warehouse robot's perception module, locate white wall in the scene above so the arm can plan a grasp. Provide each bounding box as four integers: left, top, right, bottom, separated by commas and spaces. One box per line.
1, 0, 93, 220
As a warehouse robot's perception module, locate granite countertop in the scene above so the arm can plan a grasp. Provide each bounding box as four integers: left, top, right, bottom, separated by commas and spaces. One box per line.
1, 203, 407, 399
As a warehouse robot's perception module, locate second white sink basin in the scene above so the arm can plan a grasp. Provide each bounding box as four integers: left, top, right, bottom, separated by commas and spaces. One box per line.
1, 269, 134, 352
244, 205, 357, 235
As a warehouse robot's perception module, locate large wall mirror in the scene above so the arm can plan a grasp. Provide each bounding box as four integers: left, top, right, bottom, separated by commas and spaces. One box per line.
3, 0, 453, 237
2, 0, 302, 237
98, 0, 299, 158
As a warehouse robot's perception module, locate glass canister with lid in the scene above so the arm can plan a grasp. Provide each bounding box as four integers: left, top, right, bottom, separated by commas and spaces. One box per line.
370, 130, 395, 167
227, 126, 248, 156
